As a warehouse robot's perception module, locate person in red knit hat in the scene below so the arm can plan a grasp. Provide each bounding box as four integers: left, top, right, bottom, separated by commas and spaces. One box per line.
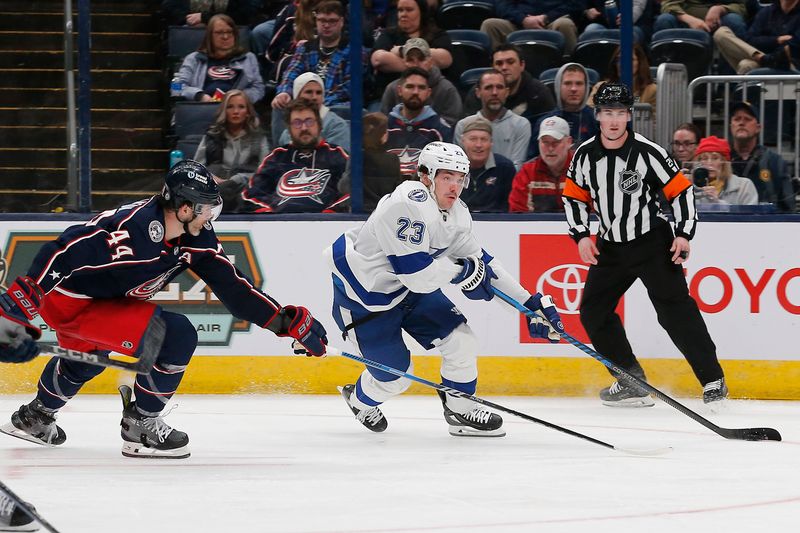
508, 116, 573, 212
691, 135, 758, 206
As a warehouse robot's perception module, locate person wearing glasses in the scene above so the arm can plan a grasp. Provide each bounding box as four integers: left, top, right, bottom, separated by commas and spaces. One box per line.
670, 122, 702, 173
271, 1, 367, 114
324, 141, 564, 436
241, 99, 349, 213
176, 14, 265, 104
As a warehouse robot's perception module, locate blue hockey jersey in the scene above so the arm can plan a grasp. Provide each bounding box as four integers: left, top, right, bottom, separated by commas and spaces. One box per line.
27, 197, 282, 328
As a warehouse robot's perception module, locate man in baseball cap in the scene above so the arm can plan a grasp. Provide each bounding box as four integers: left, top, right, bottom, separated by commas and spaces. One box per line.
509, 116, 573, 212
458, 116, 516, 212
729, 101, 795, 211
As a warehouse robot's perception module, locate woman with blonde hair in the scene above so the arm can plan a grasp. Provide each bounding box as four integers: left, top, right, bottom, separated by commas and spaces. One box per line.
194, 89, 270, 209
691, 136, 757, 206
177, 14, 265, 104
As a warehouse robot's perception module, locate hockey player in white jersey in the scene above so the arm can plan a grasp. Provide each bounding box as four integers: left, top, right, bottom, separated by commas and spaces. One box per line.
324, 141, 565, 436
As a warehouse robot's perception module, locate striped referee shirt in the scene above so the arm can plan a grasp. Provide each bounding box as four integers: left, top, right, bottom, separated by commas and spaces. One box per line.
562, 130, 697, 243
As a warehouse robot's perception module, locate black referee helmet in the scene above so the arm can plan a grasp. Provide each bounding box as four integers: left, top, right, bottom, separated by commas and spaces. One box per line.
593, 82, 634, 110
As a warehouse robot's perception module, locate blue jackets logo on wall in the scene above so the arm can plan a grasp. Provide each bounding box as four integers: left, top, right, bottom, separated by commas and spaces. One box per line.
408, 189, 428, 202
618, 170, 643, 195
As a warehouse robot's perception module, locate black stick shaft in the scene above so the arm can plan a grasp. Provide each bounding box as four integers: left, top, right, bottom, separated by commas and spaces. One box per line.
0, 479, 61, 533
493, 287, 781, 442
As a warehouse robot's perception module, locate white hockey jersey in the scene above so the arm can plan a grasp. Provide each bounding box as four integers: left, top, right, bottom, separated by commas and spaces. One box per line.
325, 180, 531, 312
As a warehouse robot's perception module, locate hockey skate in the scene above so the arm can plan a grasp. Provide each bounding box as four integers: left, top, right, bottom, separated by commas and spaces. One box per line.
338, 384, 387, 432
0, 399, 66, 447
599, 380, 655, 407
118, 385, 190, 459
0, 494, 39, 532
702, 378, 729, 404
438, 391, 505, 437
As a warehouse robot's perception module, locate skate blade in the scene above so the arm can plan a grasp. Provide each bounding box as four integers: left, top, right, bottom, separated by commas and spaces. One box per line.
0, 523, 41, 532
0, 422, 58, 448
448, 426, 506, 438
703, 397, 729, 415
121, 441, 190, 459
601, 396, 655, 408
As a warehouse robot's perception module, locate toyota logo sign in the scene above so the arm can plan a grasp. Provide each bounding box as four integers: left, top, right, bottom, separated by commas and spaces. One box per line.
536, 264, 589, 314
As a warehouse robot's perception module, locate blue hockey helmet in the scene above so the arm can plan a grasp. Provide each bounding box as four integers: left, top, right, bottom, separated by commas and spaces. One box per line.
162, 159, 222, 220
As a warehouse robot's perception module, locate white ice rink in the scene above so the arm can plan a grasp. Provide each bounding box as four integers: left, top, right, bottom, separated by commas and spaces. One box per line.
0, 393, 798, 533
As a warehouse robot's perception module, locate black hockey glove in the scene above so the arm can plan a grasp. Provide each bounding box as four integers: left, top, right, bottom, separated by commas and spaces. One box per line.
524, 293, 564, 343
277, 305, 328, 357
451, 256, 497, 301
0, 277, 43, 363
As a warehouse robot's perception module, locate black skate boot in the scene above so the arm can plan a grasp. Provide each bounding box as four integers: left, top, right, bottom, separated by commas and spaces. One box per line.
338, 384, 387, 432
702, 378, 728, 404
0, 399, 66, 446
0, 493, 39, 532
438, 391, 505, 437
599, 362, 654, 408
118, 385, 190, 459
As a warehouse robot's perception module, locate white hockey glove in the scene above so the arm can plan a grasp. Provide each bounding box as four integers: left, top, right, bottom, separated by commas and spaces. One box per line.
451, 256, 497, 301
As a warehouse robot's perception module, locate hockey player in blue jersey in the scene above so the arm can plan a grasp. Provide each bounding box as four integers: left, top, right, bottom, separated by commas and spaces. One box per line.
0, 160, 327, 458
324, 142, 565, 436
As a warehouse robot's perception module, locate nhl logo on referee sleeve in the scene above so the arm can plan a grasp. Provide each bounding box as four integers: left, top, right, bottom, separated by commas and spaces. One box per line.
148, 220, 164, 242
618, 170, 643, 195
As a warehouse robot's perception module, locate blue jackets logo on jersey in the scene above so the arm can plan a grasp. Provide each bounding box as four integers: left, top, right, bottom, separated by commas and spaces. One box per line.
618, 170, 643, 195
388, 146, 422, 176
276, 167, 332, 205
408, 189, 428, 202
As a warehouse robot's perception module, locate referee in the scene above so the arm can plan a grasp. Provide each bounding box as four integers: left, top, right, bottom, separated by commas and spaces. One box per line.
562, 82, 727, 407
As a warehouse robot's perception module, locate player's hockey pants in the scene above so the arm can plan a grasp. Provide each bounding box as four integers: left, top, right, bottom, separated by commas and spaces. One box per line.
36, 305, 196, 414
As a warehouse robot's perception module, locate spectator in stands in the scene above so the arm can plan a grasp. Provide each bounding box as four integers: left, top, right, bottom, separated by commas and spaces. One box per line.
276, 72, 351, 151
671, 122, 703, 172
655, 0, 748, 39
371, 0, 453, 76
272, 1, 361, 110
338, 112, 404, 212
509, 116, 573, 212
463, 43, 556, 126
251, 1, 295, 57
177, 14, 265, 103
714, 0, 800, 74
386, 67, 453, 176
458, 117, 517, 212
266, 0, 321, 64
588, 44, 657, 112
729, 101, 796, 212
241, 99, 349, 212
161, 0, 257, 27
454, 70, 531, 170
271, 1, 365, 141
691, 135, 758, 206
194, 89, 270, 210
530, 63, 597, 158
480, 0, 582, 56
580, 0, 656, 44
381, 38, 462, 127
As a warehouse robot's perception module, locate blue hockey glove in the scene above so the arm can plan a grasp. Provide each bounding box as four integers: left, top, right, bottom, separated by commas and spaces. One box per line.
278, 305, 328, 357
451, 256, 497, 301
524, 293, 564, 343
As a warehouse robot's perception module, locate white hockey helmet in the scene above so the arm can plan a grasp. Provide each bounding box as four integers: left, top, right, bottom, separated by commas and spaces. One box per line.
416, 141, 470, 191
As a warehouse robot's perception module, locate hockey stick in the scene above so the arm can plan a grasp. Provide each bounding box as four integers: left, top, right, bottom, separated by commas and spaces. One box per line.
36, 343, 157, 375
33, 313, 165, 375
492, 287, 782, 442
328, 346, 671, 457
0, 479, 61, 533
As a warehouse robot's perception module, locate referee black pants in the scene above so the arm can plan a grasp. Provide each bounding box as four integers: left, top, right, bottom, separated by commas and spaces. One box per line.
579, 223, 724, 386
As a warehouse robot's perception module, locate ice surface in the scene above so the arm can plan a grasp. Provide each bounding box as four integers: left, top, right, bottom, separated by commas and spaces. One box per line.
1, 394, 798, 532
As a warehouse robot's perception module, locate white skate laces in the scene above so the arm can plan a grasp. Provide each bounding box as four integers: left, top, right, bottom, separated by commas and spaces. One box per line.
703, 379, 723, 393
356, 407, 384, 426
462, 407, 492, 425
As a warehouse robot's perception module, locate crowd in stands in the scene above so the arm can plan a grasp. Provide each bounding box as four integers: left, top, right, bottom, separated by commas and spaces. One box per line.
162, 0, 799, 214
